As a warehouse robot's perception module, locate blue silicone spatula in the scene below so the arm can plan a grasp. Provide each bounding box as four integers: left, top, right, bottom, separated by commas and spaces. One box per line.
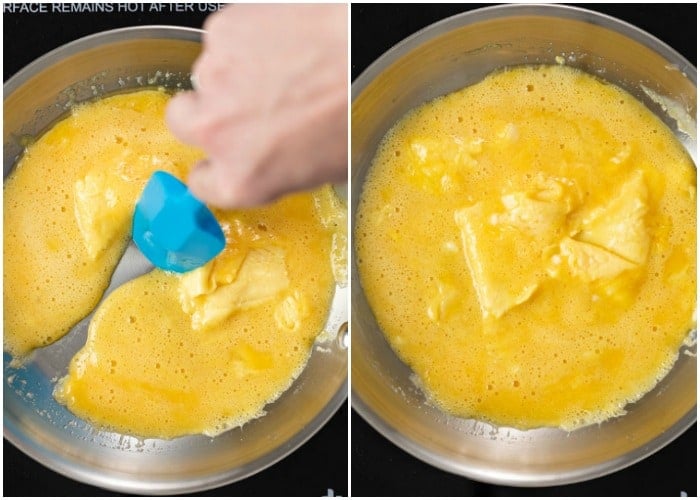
132, 171, 225, 273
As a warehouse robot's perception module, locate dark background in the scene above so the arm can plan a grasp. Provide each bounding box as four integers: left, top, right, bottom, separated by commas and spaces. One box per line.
3, 3, 347, 497
351, 3, 697, 497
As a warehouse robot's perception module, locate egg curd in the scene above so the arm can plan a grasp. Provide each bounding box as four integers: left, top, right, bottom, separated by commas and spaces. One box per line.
4, 89, 346, 438
4, 90, 197, 358
355, 65, 696, 430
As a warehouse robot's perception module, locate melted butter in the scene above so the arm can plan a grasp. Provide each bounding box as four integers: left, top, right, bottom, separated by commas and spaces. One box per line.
356, 65, 696, 430
4, 90, 200, 358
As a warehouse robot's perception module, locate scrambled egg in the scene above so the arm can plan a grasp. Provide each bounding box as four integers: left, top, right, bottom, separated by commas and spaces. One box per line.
4, 90, 197, 357
55, 189, 343, 438
5, 90, 346, 438
356, 65, 695, 430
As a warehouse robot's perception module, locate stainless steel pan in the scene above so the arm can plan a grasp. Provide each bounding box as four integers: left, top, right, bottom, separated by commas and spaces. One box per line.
351, 4, 696, 486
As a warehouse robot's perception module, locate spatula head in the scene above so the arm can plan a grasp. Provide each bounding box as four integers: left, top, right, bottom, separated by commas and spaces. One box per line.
132, 171, 225, 273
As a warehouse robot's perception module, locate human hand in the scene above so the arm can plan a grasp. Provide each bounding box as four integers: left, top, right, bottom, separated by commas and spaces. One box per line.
166, 4, 348, 209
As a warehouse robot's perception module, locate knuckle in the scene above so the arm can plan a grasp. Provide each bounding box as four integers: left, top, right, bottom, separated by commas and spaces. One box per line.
190, 115, 225, 149
202, 9, 224, 35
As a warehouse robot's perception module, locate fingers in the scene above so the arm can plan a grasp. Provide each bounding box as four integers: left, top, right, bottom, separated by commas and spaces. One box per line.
165, 91, 200, 145
188, 160, 247, 209
188, 159, 285, 210
164, 3, 349, 211
187, 160, 221, 204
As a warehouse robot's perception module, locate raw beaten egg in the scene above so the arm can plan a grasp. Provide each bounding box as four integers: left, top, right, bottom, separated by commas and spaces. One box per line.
4, 90, 196, 358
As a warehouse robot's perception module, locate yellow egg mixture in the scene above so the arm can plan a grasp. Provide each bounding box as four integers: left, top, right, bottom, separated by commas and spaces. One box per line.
4, 91, 197, 357
4, 90, 346, 438
356, 65, 696, 430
